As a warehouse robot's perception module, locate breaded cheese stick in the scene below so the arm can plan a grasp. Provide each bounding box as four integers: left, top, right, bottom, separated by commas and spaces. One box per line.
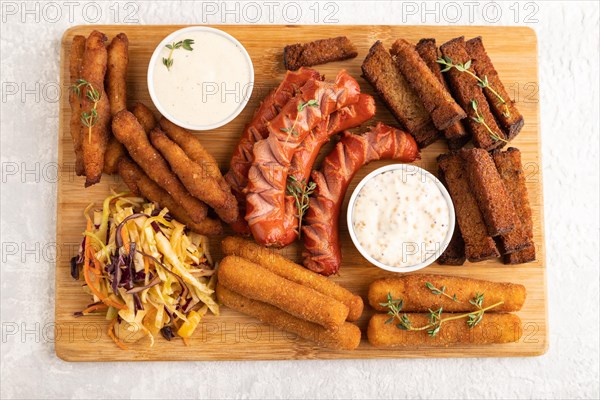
131, 102, 157, 134
150, 128, 238, 223
438, 153, 499, 261
368, 313, 522, 348
69, 35, 86, 176
218, 256, 349, 329
221, 236, 364, 321
217, 284, 360, 350
112, 110, 208, 222
391, 39, 466, 131
118, 157, 222, 235
368, 274, 526, 313
460, 148, 521, 238
159, 117, 229, 192
80, 30, 111, 187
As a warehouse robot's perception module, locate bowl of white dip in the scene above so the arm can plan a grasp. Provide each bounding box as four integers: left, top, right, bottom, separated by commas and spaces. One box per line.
347, 164, 455, 273
147, 26, 254, 130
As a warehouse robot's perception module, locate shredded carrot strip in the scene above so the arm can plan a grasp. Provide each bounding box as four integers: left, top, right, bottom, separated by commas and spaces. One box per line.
108, 318, 129, 350
121, 225, 131, 254
84, 245, 127, 310
82, 303, 108, 314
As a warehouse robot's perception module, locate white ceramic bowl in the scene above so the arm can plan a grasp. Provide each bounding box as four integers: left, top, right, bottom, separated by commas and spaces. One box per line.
347, 164, 456, 273
147, 26, 254, 131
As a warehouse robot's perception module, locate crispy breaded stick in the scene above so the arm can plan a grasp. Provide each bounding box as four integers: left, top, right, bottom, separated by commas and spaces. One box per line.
284, 36, 358, 71
391, 39, 466, 131
415, 38, 469, 143
131, 103, 157, 133
221, 236, 364, 321
103, 33, 129, 175
440, 37, 506, 150
112, 110, 208, 222
438, 153, 499, 261
217, 284, 361, 350
118, 157, 222, 235
218, 256, 349, 329
150, 128, 238, 224
466, 37, 524, 140
460, 149, 523, 241
368, 313, 522, 348
80, 30, 111, 187
493, 148, 536, 264
159, 117, 229, 192
368, 274, 526, 313
361, 41, 438, 148
69, 35, 86, 176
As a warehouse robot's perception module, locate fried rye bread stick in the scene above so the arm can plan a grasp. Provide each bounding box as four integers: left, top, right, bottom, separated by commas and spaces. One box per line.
436, 169, 466, 265
460, 148, 526, 249
159, 117, 230, 192
131, 102, 157, 133
361, 41, 438, 148
440, 37, 507, 150
283, 36, 358, 71
112, 110, 208, 222
103, 33, 129, 175
217, 284, 361, 350
150, 128, 238, 223
466, 37, 524, 140
218, 256, 349, 329
438, 153, 499, 261
390, 39, 466, 131
221, 236, 364, 321
369, 274, 526, 313
493, 148, 536, 264
68, 35, 86, 176
415, 38, 469, 144
80, 30, 111, 187
368, 313, 522, 348
118, 157, 222, 235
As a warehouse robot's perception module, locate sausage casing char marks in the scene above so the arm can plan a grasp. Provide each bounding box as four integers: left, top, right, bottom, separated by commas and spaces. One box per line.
225, 67, 322, 234
79, 30, 111, 187
302, 122, 420, 276
68, 35, 86, 176
245, 70, 361, 247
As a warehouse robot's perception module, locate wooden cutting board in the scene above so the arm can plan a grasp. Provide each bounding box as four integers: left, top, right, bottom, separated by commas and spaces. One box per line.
56, 25, 546, 361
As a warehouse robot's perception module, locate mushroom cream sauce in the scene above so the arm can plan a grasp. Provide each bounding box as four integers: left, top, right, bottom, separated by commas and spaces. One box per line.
352, 168, 450, 268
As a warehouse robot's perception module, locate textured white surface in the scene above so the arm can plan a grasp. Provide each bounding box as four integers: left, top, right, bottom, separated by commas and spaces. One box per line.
1, 1, 599, 399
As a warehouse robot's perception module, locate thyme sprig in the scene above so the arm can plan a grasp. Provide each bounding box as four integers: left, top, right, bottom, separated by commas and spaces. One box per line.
70, 79, 101, 143
471, 100, 508, 143
381, 292, 504, 337
425, 282, 460, 302
162, 39, 194, 71
436, 56, 510, 118
280, 99, 320, 141
286, 175, 317, 237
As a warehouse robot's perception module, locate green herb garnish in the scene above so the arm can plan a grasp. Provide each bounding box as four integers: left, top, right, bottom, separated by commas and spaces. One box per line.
162, 39, 194, 71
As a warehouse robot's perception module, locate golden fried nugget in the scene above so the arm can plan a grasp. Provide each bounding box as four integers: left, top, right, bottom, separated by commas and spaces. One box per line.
368, 313, 522, 348
118, 157, 222, 235
159, 117, 230, 192
80, 30, 111, 187
69, 35, 86, 176
221, 236, 363, 321
131, 103, 157, 134
217, 284, 361, 350
150, 128, 238, 224
112, 110, 208, 222
218, 256, 349, 329
368, 274, 526, 313
103, 137, 125, 175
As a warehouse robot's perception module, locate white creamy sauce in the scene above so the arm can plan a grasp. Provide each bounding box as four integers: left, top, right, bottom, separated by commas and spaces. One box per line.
352, 169, 450, 268
152, 31, 252, 127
